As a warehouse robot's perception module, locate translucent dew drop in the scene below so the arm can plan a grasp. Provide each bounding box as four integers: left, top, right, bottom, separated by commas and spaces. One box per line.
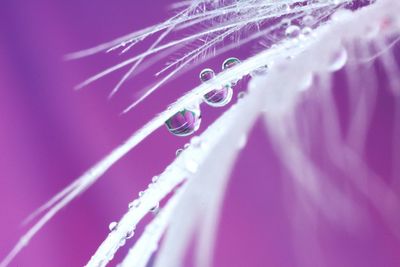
281, 18, 291, 27
328, 47, 348, 72
302, 15, 314, 26
125, 229, 135, 240
165, 106, 201, 137
190, 136, 202, 147
128, 199, 141, 209
109, 221, 118, 231
151, 175, 159, 183
222, 57, 241, 87
301, 27, 313, 37
199, 68, 215, 82
200, 67, 233, 107
176, 148, 183, 156
285, 25, 301, 38
222, 57, 241, 70
203, 87, 233, 107
237, 91, 247, 99
150, 202, 160, 213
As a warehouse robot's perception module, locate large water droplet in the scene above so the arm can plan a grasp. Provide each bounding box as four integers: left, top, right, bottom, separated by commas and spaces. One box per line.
109, 221, 118, 231
285, 25, 301, 38
328, 47, 348, 72
165, 106, 201, 137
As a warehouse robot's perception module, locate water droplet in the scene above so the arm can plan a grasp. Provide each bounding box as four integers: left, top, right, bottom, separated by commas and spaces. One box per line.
302, 15, 314, 26
184, 143, 190, 149
150, 202, 160, 213
199, 68, 215, 82
119, 238, 126, 247
109, 221, 118, 231
138, 191, 145, 197
301, 27, 313, 37
152, 176, 159, 183
285, 25, 301, 38
203, 87, 233, 107
237, 91, 247, 99
222, 57, 241, 70
176, 148, 183, 156
281, 18, 291, 27
328, 47, 348, 72
199, 68, 233, 107
282, 3, 291, 12
165, 106, 201, 137
125, 229, 135, 239
190, 136, 202, 147
128, 199, 141, 209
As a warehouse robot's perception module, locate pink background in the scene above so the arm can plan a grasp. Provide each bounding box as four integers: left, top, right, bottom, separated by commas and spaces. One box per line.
1, 1, 399, 266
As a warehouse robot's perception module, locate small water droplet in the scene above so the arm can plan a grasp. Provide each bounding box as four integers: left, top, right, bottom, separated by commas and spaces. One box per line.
281, 18, 291, 27
302, 15, 314, 26
222, 57, 241, 70
285, 25, 301, 38
128, 199, 141, 209
109, 221, 118, 231
125, 229, 135, 239
119, 238, 126, 247
199, 68, 215, 82
190, 136, 202, 147
237, 91, 247, 99
152, 176, 159, 183
138, 191, 145, 197
184, 143, 190, 149
176, 148, 183, 156
301, 27, 313, 37
150, 202, 160, 213
222, 57, 241, 86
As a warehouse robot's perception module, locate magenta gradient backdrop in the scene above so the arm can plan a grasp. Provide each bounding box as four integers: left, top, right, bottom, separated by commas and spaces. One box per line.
1, 1, 400, 267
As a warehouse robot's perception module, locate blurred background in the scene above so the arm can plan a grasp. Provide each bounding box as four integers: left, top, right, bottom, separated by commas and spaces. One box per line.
0, 1, 400, 266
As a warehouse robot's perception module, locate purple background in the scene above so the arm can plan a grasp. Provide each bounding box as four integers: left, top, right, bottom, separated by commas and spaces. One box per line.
1, 1, 399, 266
